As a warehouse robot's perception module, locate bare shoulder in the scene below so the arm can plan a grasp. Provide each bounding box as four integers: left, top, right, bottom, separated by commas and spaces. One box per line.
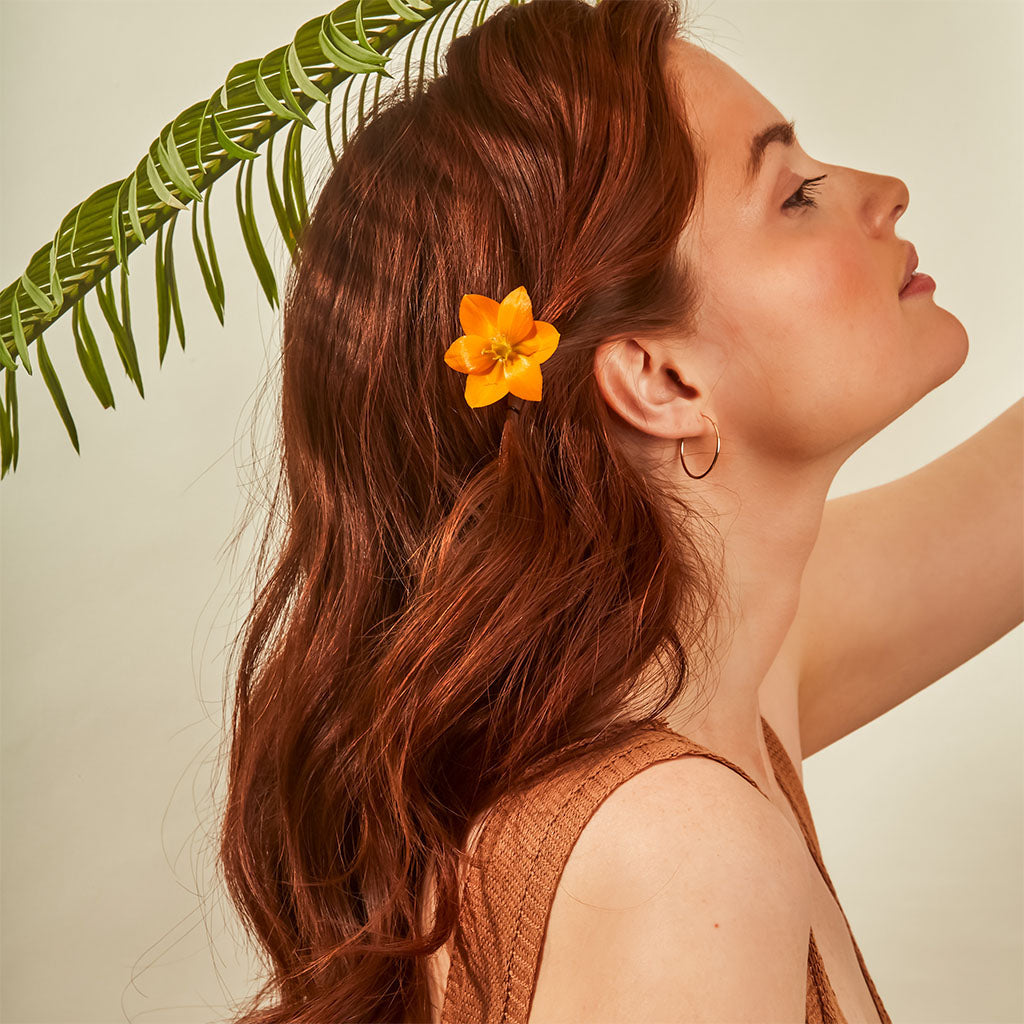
527, 755, 812, 1024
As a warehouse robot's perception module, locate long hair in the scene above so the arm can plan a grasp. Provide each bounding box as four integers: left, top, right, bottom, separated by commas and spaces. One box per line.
219, 1, 721, 1020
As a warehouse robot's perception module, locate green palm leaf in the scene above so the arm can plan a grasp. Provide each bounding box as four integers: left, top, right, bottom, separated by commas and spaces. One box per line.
0, 0, 504, 480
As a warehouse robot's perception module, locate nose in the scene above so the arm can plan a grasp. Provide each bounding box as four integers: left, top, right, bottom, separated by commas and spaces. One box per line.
861, 172, 910, 236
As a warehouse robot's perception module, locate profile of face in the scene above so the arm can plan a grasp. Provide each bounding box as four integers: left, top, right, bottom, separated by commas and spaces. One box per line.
596, 37, 969, 472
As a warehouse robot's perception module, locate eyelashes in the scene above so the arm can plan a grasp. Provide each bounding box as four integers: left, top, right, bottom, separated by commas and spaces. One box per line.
783, 174, 828, 210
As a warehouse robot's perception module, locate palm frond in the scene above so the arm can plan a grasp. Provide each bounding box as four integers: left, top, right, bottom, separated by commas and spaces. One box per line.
0, 0, 509, 478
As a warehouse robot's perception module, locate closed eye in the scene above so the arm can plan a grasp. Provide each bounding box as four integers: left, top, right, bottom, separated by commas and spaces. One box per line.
783, 174, 828, 210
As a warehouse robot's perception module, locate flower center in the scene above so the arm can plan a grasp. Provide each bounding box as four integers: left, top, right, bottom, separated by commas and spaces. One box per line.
488, 334, 513, 362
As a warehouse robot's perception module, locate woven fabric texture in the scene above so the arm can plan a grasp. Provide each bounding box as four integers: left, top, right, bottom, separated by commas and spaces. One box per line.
439, 715, 892, 1024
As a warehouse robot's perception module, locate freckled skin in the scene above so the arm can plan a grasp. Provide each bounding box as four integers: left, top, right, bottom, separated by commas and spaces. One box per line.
648, 37, 969, 466
592, 31, 971, 810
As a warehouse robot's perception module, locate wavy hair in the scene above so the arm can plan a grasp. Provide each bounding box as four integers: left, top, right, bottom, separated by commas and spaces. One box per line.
219, 1, 721, 1020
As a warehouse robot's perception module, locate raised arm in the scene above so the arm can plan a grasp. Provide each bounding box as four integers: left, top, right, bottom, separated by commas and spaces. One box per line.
794, 398, 1024, 757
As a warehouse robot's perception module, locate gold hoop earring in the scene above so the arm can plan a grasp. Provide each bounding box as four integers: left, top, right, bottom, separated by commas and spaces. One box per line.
679, 412, 720, 479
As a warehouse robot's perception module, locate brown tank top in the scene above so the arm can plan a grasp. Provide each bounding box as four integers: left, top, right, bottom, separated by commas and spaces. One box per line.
438, 715, 892, 1024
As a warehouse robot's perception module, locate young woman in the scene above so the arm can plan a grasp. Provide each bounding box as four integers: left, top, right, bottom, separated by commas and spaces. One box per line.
218, 2, 1022, 1021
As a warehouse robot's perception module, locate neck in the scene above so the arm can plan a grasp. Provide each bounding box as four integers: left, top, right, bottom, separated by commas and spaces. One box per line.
647, 444, 841, 794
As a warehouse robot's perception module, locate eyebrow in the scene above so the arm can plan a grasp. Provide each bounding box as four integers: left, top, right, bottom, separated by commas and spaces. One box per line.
745, 119, 797, 185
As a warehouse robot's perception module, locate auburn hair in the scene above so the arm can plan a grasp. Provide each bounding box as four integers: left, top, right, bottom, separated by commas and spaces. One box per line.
218, 0, 721, 1020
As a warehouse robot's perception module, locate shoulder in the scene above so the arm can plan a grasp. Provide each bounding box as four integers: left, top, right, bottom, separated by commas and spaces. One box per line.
527, 754, 812, 1023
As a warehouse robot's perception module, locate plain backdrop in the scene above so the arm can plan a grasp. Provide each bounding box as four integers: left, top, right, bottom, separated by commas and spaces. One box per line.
1, 1, 1022, 1021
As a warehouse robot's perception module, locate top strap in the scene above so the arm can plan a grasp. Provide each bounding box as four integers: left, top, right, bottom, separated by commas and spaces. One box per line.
760, 719, 893, 1024
440, 719, 769, 1024
439, 714, 892, 1024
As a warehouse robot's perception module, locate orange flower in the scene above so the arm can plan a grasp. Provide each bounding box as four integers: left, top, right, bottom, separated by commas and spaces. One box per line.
443, 285, 560, 408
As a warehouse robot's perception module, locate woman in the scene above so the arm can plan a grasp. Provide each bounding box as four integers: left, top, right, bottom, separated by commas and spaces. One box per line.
218, 1, 1023, 1021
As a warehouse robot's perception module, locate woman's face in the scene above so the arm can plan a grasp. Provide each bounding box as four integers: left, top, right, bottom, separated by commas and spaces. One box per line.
656, 38, 969, 464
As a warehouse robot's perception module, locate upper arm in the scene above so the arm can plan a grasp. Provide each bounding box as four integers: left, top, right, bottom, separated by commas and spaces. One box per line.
795, 399, 1024, 757
527, 756, 812, 1024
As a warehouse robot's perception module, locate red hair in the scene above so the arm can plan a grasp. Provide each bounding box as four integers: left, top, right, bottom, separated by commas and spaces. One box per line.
218, 1, 719, 1020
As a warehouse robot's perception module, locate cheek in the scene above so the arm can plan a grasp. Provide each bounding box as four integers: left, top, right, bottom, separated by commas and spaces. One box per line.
800, 244, 888, 331
762, 252, 969, 445
772, 245, 903, 375
723, 252, 909, 447
704, 237, 965, 456
753, 248, 891, 379
820, 248, 969, 405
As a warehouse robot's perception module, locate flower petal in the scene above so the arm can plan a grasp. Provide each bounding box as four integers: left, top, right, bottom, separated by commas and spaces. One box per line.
496, 286, 534, 345
514, 320, 559, 362
465, 362, 509, 407
459, 294, 501, 339
503, 355, 543, 402
445, 334, 497, 375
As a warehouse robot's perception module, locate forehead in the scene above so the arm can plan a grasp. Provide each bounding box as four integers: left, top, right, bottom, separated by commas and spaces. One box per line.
662, 37, 786, 189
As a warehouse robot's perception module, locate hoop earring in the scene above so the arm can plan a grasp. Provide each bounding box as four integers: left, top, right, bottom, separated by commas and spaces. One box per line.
679, 412, 720, 479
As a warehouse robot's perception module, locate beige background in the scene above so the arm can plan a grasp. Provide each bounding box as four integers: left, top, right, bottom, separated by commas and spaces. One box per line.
1, 1, 1021, 1021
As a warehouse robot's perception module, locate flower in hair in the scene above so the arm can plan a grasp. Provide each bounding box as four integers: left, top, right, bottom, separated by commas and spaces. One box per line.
443, 285, 560, 408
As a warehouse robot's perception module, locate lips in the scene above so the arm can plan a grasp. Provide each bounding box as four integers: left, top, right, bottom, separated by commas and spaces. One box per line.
899, 244, 919, 293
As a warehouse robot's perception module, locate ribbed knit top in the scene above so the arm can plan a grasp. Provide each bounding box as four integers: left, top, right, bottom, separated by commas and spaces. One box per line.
438, 715, 892, 1024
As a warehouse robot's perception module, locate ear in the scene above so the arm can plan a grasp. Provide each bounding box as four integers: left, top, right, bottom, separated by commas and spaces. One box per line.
593, 335, 710, 441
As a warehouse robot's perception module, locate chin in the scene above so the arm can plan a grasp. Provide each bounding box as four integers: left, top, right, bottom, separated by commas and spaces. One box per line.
929, 310, 970, 389
877, 316, 969, 435
902, 305, 969, 398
